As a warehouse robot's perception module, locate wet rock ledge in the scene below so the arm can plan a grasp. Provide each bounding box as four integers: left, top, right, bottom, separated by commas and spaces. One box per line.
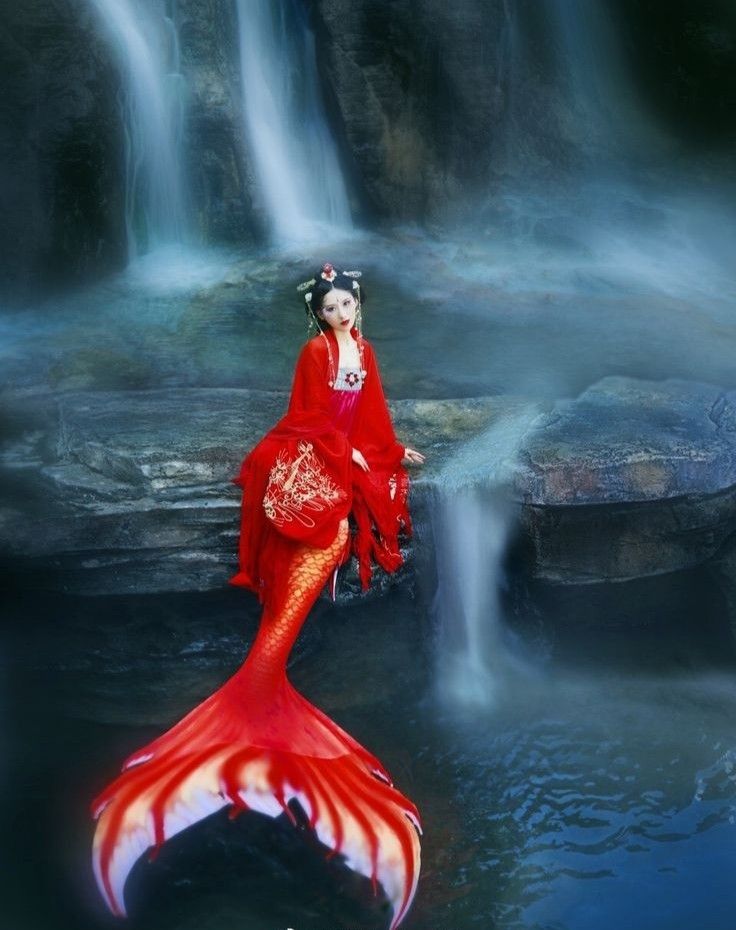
2, 375, 736, 596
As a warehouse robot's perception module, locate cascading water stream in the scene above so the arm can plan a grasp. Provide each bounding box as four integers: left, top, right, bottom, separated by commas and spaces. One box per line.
494, 0, 533, 176
88, 0, 189, 256
236, 0, 352, 244
431, 484, 514, 707
491, 0, 670, 189
545, 0, 660, 159
428, 407, 542, 709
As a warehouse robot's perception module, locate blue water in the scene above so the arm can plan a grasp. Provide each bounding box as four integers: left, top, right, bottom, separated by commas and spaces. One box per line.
4, 572, 736, 930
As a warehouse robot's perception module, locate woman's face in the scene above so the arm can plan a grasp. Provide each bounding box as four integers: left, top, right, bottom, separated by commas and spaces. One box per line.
318, 287, 357, 333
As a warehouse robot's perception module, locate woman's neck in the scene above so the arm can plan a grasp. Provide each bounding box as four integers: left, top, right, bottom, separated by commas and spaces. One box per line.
324, 326, 361, 376
333, 330, 354, 349
324, 326, 357, 350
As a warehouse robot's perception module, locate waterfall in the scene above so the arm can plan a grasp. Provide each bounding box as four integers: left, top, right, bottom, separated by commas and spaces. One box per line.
236, 0, 352, 244
493, 0, 666, 180
429, 408, 541, 709
431, 485, 514, 706
494, 0, 528, 174
89, 0, 189, 256
546, 0, 664, 161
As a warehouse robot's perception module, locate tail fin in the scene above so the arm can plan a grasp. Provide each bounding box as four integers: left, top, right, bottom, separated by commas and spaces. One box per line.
91, 682, 421, 929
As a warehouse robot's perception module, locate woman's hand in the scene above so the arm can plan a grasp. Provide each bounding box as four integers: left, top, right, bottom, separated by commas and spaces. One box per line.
402, 447, 426, 465
352, 447, 370, 472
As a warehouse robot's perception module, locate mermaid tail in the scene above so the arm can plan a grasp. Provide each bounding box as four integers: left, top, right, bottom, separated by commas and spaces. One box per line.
90, 520, 422, 929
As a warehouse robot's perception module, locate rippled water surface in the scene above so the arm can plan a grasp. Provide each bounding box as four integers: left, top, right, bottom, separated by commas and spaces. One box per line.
5, 578, 736, 930
421, 671, 736, 930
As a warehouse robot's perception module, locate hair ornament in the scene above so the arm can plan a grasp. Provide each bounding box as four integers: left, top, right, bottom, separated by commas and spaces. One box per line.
296, 263, 364, 344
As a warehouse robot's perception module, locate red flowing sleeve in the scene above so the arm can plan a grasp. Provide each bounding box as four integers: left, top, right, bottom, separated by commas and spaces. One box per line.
349, 340, 412, 591
229, 338, 352, 613
287, 339, 331, 417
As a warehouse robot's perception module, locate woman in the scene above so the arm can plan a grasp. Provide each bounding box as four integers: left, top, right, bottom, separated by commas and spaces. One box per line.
90, 262, 425, 930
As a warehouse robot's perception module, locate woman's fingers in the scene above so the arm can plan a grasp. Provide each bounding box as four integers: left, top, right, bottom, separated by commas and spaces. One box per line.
352, 447, 370, 472
403, 447, 426, 465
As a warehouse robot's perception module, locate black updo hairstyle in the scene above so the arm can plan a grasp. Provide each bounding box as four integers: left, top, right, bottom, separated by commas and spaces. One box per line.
304, 265, 366, 333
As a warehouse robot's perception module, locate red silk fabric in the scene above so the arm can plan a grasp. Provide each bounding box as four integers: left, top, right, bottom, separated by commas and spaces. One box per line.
327, 387, 361, 434
230, 327, 411, 607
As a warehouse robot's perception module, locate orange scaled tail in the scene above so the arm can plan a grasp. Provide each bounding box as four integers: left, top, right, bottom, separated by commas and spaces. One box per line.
90, 519, 422, 929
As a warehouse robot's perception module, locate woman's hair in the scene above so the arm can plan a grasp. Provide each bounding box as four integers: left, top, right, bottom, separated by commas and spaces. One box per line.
304, 267, 366, 332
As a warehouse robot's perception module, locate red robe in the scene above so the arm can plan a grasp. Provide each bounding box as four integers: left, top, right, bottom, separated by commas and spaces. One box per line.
229, 325, 411, 610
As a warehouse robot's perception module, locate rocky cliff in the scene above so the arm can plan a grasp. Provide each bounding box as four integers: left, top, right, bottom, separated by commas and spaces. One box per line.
2, 1, 734, 298
0, 0, 126, 300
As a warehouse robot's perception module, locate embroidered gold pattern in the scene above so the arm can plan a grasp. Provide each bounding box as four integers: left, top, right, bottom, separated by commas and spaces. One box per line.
263, 441, 345, 529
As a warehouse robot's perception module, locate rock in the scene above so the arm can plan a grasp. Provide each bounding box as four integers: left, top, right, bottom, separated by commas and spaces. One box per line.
3, 376, 736, 594
177, 0, 261, 243
0, 386, 528, 594
0, 0, 127, 301
0, 0, 258, 301
516, 377, 736, 583
516, 376, 736, 505
312, 0, 506, 223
